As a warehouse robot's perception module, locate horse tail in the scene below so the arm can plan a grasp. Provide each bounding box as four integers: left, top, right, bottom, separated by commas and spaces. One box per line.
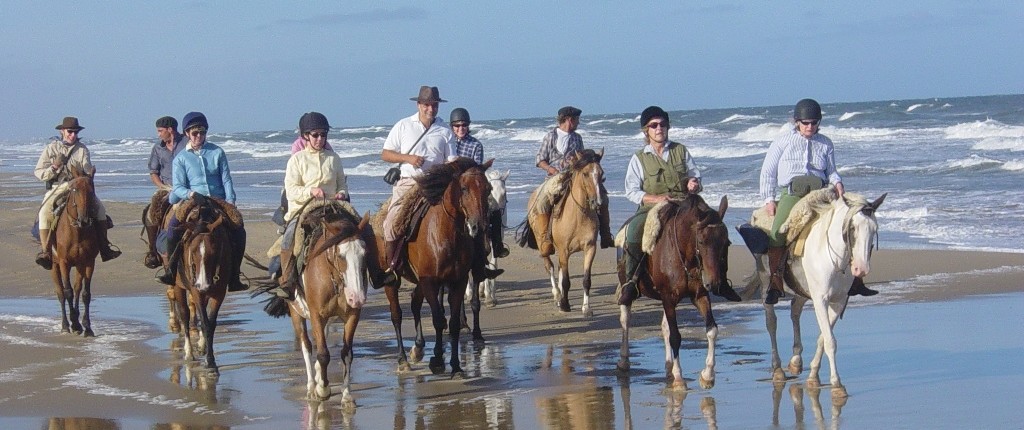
262, 296, 290, 318
513, 219, 537, 249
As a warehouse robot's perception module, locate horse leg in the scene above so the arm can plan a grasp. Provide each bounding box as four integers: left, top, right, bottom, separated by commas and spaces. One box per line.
383, 285, 411, 371
466, 277, 484, 342
483, 248, 498, 307
166, 286, 180, 333
660, 308, 687, 391
789, 295, 808, 375
410, 286, 426, 364
176, 290, 195, 362
764, 301, 785, 382
543, 255, 559, 307
198, 295, 220, 374
309, 314, 331, 400
825, 299, 848, 397
81, 265, 95, 337
53, 265, 71, 334
338, 311, 361, 408
69, 266, 85, 335
294, 305, 316, 398
807, 296, 842, 394
692, 294, 718, 389
557, 252, 571, 313
422, 282, 448, 375
447, 280, 467, 378
617, 302, 632, 372
580, 246, 596, 318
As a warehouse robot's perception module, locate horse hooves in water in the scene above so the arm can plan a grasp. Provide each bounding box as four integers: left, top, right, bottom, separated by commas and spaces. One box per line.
772, 367, 787, 382
83, 329, 95, 338
558, 301, 571, 313
699, 375, 715, 390
397, 360, 412, 373
831, 384, 849, 399
410, 346, 424, 363
616, 360, 630, 372
428, 357, 446, 375
450, 369, 466, 380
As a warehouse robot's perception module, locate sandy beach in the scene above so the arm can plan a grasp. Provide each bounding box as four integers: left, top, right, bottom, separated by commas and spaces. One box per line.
2, 174, 1023, 429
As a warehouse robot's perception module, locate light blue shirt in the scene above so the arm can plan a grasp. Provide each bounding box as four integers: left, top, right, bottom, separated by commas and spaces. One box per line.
170, 142, 236, 204
759, 129, 842, 203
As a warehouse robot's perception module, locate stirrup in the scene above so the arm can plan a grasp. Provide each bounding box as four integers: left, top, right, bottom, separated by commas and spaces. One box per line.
713, 284, 743, 302
100, 244, 122, 262
483, 267, 504, 280
764, 288, 784, 305
379, 270, 399, 287
494, 245, 510, 258
617, 279, 639, 305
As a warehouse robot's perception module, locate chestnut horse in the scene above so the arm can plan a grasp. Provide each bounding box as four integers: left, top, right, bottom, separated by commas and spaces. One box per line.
616, 194, 731, 391
373, 158, 493, 377
169, 198, 235, 374
748, 190, 886, 398
49, 167, 101, 336
526, 149, 605, 316
259, 202, 370, 405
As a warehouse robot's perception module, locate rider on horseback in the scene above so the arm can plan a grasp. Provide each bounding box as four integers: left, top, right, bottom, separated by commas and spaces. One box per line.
616, 106, 742, 304
34, 117, 121, 270
533, 106, 615, 256
143, 116, 185, 269
450, 107, 510, 260
758, 99, 877, 304
157, 112, 248, 292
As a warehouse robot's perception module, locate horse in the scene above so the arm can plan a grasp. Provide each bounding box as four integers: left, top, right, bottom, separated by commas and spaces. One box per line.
49, 167, 100, 336
525, 148, 605, 316
258, 202, 370, 405
461, 168, 510, 339
372, 158, 493, 377
747, 190, 886, 397
168, 198, 237, 374
616, 194, 731, 391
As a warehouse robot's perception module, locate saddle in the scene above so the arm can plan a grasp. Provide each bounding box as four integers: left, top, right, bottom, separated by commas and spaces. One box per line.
288, 200, 360, 280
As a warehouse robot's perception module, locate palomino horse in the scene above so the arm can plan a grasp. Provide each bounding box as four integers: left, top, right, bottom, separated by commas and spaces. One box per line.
49, 167, 101, 336
748, 190, 886, 397
373, 158, 493, 377
169, 198, 237, 374
616, 194, 731, 390
259, 202, 369, 405
461, 168, 510, 339
526, 149, 605, 315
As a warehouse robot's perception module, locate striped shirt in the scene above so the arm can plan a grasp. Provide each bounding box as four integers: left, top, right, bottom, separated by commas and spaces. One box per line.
759, 129, 842, 203
455, 135, 484, 164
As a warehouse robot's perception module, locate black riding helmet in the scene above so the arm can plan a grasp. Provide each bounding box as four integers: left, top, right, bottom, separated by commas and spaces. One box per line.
299, 112, 330, 134
794, 99, 822, 120
450, 107, 471, 124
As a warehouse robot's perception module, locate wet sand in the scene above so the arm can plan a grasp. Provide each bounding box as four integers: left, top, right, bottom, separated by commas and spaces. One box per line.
2, 175, 1024, 429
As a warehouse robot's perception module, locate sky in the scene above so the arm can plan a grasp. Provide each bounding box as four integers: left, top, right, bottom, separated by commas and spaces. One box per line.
1, 1, 1021, 140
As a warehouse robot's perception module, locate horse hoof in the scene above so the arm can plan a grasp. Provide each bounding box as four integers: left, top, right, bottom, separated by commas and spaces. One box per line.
410, 346, 424, 363
582, 307, 593, 318
450, 370, 467, 380
315, 385, 331, 400
671, 379, 688, 392
558, 302, 571, 313
788, 363, 803, 375
699, 375, 715, 390
83, 329, 95, 338
772, 368, 787, 382
340, 393, 357, 411
397, 361, 412, 373
806, 376, 821, 388
472, 333, 486, 343
616, 360, 630, 372
832, 385, 849, 399
486, 300, 497, 308
428, 357, 446, 375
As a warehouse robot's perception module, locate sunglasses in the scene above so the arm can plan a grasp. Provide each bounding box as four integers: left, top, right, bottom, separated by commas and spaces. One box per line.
65, 129, 80, 134
798, 120, 820, 126
451, 123, 469, 128
646, 122, 667, 129
188, 128, 208, 135
308, 132, 328, 139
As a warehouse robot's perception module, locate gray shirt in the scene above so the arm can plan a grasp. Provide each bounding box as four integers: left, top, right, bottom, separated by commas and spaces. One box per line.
148, 133, 186, 185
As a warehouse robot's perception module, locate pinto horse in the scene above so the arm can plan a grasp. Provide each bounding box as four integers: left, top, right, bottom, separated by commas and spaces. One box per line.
616, 194, 731, 390
49, 167, 101, 336
169, 198, 236, 374
750, 190, 886, 398
260, 203, 369, 404
461, 168, 511, 339
526, 149, 605, 316
373, 158, 493, 377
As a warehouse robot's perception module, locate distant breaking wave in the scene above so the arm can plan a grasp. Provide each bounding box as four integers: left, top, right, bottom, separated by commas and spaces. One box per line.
944, 120, 1024, 141
907, 103, 931, 112
718, 114, 763, 124
838, 112, 863, 121
734, 123, 789, 142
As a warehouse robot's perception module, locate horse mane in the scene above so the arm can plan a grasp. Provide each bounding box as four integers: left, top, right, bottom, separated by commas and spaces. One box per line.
568, 148, 602, 171
307, 210, 363, 261
414, 158, 480, 205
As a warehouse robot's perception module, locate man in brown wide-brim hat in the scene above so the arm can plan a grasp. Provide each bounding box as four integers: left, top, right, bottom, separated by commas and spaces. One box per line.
33, 116, 121, 270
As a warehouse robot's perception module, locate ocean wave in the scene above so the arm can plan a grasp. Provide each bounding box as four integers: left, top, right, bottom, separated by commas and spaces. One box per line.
587, 118, 635, 126
509, 129, 550, 142
690, 145, 766, 159
733, 123, 789, 142
945, 154, 1003, 170
837, 112, 863, 121
907, 103, 931, 112
972, 136, 1024, 152
944, 119, 1024, 141
882, 207, 928, 219
337, 125, 389, 134
1002, 160, 1024, 171
347, 161, 391, 177
233, 169, 285, 175
718, 114, 764, 124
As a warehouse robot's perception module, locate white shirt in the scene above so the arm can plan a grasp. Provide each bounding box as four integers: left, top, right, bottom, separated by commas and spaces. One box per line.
383, 113, 457, 178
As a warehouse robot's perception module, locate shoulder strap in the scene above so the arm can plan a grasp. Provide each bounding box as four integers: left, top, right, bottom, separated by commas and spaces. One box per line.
396, 122, 432, 167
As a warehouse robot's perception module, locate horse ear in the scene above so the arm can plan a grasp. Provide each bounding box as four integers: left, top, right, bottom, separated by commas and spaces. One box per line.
87, 165, 96, 178
870, 193, 887, 210
718, 195, 728, 218
501, 169, 511, 181
596, 147, 604, 161
481, 158, 494, 171
358, 212, 371, 232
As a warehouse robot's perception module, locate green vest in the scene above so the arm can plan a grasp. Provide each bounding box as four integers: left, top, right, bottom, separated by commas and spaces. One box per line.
636, 141, 689, 207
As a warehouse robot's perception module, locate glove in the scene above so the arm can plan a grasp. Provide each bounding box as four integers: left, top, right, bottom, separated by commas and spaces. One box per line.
191, 192, 209, 205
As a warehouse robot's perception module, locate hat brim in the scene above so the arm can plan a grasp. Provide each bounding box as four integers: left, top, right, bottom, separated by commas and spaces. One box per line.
410, 97, 447, 103
56, 126, 84, 131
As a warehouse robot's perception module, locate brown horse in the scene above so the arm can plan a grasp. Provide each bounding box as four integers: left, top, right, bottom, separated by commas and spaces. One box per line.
169, 199, 234, 374
50, 168, 100, 336
616, 194, 731, 391
526, 149, 605, 315
259, 203, 370, 405
373, 158, 493, 377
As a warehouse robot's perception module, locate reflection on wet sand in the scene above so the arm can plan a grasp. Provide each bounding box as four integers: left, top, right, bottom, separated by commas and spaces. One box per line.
46, 417, 119, 430
771, 381, 847, 429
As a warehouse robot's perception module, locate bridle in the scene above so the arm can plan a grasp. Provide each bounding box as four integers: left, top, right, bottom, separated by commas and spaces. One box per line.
567, 164, 601, 213
64, 180, 94, 228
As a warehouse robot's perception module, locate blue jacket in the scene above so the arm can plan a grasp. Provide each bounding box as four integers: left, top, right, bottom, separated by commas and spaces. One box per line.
170, 142, 236, 204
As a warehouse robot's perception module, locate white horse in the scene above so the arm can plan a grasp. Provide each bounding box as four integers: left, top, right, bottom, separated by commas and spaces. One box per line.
462, 169, 510, 338
747, 190, 886, 398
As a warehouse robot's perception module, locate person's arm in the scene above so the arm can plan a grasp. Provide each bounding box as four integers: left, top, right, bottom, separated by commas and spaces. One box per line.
34, 144, 58, 182
623, 154, 646, 205
147, 146, 164, 187
683, 149, 702, 193
169, 156, 189, 204
218, 149, 236, 204
333, 157, 349, 201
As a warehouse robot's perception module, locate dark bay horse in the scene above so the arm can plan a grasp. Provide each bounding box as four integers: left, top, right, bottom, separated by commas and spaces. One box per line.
259, 202, 370, 405
50, 168, 101, 336
373, 158, 493, 377
616, 194, 731, 391
526, 149, 605, 316
170, 198, 236, 374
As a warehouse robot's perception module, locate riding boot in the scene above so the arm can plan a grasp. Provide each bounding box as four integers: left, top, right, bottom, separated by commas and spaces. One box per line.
379, 239, 402, 286
489, 211, 510, 258
598, 192, 615, 249
157, 230, 183, 285
616, 246, 642, 305
711, 282, 743, 302
95, 221, 122, 262
227, 228, 249, 292
534, 211, 554, 257
274, 248, 297, 299
35, 228, 53, 270
765, 246, 788, 305
143, 222, 161, 269
847, 277, 878, 297
472, 238, 505, 280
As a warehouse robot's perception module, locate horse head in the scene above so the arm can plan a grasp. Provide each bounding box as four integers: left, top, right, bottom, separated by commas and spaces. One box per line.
458, 159, 493, 238
64, 173, 97, 228
486, 168, 510, 214
182, 205, 229, 293
567, 149, 605, 212
694, 195, 731, 294
843, 193, 886, 278
320, 213, 370, 309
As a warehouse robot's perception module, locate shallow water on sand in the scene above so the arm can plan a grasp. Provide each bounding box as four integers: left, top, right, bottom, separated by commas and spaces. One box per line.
1, 293, 1022, 429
